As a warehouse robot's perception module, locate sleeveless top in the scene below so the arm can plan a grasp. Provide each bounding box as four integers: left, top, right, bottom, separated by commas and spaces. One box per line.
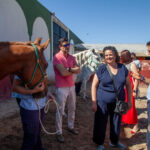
96, 63, 128, 107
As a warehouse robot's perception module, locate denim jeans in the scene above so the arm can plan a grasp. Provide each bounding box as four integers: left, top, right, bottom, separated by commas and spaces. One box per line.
147, 126, 150, 150
147, 101, 150, 150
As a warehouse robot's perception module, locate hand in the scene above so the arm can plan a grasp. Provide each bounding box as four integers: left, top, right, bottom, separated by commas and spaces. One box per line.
130, 72, 141, 80
32, 82, 45, 93
92, 101, 97, 112
133, 92, 137, 98
127, 101, 132, 110
47, 92, 55, 102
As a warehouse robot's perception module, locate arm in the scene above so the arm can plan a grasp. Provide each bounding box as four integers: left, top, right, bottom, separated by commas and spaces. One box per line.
91, 74, 99, 112
130, 72, 141, 80
55, 64, 73, 76
131, 63, 139, 98
130, 66, 149, 85
47, 91, 55, 102
70, 64, 81, 74
55, 63, 81, 76
125, 74, 132, 110
141, 77, 150, 85
13, 79, 45, 95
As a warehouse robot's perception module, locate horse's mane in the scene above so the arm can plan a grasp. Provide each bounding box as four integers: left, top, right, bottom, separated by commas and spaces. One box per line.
0, 41, 31, 46
0, 38, 42, 47
0, 41, 35, 55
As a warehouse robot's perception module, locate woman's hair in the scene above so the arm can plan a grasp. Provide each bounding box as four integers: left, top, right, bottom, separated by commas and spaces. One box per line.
131, 52, 137, 59
121, 50, 132, 63
146, 41, 150, 46
103, 46, 120, 63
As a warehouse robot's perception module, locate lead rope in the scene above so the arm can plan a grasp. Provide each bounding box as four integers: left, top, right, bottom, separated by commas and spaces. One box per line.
35, 98, 62, 135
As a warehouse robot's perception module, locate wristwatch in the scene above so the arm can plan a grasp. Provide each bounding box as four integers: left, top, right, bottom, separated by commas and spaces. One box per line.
133, 90, 137, 93
67, 67, 71, 72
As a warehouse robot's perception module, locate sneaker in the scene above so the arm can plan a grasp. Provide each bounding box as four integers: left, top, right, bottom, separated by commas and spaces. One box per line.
56, 134, 64, 143
68, 128, 79, 135
97, 145, 104, 150
110, 142, 126, 149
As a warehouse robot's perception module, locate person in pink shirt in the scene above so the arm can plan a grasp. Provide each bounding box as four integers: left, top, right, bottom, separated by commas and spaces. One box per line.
53, 38, 81, 143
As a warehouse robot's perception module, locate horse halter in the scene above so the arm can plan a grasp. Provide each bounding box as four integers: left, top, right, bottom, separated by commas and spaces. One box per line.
88, 53, 102, 70
25, 43, 45, 89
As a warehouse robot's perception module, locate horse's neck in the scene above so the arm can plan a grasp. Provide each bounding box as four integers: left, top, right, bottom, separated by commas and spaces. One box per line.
0, 45, 33, 80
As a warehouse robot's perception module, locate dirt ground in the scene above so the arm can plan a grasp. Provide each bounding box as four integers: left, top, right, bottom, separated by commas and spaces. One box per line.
0, 82, 148, 150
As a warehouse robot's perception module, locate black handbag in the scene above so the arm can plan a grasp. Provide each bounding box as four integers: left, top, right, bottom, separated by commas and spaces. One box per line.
106, 64, 128, 115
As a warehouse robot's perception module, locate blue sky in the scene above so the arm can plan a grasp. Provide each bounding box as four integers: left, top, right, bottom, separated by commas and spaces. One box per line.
38, 0, 150, 44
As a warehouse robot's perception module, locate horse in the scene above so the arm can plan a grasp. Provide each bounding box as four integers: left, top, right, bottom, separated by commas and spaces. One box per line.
0, 37, 49, 98
75, 49, 103, 100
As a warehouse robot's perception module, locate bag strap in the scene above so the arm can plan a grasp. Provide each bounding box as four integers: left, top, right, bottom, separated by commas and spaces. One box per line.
106, 64, 119, 102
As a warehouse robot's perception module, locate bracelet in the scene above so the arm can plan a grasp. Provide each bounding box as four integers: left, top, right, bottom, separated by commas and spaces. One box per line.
141, 76, 145, 81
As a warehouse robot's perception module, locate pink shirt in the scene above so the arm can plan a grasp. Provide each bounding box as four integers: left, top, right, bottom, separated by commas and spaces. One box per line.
53, 51, 77, 88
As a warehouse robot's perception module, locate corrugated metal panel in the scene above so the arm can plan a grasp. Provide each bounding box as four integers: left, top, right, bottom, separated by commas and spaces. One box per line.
76, 43, 147, 55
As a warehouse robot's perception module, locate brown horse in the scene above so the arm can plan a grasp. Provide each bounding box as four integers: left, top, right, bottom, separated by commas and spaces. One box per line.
0, 38, 49, 98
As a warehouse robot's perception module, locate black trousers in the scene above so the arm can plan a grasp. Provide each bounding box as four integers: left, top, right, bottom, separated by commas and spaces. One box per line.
16, 98, 21, 106
93, 103, 121, 145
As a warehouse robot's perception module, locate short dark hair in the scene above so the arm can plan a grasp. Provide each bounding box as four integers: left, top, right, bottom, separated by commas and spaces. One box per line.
146, 41, 150, 46
59, 38, 68, 46
121, 50, 132, 63
103, 46, 120, 63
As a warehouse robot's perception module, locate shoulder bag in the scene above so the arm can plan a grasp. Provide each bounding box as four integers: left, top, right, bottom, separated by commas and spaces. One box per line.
106, 64, 128, 115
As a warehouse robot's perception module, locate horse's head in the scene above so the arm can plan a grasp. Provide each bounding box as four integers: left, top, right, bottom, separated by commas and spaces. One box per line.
85, 49, 103, 70
17, 38, 50, 98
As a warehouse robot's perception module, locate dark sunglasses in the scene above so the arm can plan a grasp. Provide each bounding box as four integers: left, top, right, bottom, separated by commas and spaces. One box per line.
62, 43, 70, 47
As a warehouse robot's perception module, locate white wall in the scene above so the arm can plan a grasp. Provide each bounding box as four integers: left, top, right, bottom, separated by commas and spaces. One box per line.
31, 17, 50, 61
31, 17, 54, 85
0, 0, 29, 41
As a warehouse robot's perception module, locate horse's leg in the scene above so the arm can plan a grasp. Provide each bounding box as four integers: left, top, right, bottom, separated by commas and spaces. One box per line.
80, 78, 88, 101
80, 68, 92, 101
75, 82, 82, 95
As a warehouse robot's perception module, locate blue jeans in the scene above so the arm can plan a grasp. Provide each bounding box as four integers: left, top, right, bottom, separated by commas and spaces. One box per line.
147, 101, 150, 150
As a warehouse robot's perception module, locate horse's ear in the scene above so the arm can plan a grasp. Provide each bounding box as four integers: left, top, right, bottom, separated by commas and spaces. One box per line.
92, 49, 95, 52
40, 39, 50, 51
34, 37, 42, 45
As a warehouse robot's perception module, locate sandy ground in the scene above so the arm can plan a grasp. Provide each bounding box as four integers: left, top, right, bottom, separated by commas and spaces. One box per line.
0, 83, 148, 150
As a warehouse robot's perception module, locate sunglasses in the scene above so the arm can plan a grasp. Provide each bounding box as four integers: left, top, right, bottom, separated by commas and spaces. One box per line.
62, 43, 70, 47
